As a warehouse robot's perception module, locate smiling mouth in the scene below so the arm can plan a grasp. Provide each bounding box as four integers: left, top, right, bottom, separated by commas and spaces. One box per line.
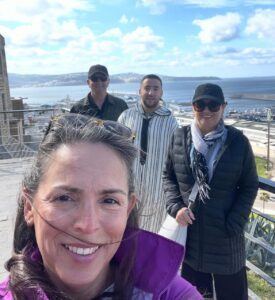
64, 244, 99, 256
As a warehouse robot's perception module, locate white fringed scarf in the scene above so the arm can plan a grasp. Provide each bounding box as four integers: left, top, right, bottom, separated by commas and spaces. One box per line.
190, 119, 227, 202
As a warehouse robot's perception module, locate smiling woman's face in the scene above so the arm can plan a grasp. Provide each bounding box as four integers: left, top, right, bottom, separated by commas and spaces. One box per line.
24, 142, 136, 297
192, 99, 227, 135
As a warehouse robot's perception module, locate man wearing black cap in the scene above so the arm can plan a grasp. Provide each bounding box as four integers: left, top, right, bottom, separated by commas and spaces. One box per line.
163, 83, 258, 299
70, 64, 128, 121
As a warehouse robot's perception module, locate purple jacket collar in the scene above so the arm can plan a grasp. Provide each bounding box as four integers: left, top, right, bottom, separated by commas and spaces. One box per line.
0, 229, 186, 299
115, 228, 185, 297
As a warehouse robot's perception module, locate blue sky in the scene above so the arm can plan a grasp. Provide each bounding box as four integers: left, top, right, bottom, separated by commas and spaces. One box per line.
1, 0, 275, 78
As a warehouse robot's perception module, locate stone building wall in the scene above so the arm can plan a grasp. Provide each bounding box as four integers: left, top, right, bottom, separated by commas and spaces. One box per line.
0, 34, 12, 144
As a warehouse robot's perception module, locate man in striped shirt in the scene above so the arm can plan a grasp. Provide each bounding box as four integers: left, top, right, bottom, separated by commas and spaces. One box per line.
118, 74, 178, 233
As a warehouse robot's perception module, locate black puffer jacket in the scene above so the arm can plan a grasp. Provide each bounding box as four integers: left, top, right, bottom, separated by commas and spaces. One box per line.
163, 125, 258, 274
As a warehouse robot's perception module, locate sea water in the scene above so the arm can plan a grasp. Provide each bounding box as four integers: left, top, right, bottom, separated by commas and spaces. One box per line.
10, 77, 275, 112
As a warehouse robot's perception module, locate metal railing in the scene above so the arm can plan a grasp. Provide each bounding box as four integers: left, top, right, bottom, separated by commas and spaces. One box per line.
245, 178, 275, 286
0, 109, 275, 287
0, 108, 60, 160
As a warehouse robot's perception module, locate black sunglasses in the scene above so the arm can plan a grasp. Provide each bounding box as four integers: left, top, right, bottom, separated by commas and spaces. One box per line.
90, 74, 108, 82
193, 100, 222, 112
44, 114, 135, 141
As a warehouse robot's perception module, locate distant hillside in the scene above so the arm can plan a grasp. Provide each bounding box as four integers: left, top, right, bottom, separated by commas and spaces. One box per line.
8, 72, 221, 88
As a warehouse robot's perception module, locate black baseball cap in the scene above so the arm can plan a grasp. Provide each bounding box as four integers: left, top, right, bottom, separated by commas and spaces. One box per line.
192, 83, 225, 104
88, 64, 109, 79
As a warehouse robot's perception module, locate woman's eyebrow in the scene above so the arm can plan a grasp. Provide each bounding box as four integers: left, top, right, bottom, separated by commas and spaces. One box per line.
52, 185, 82, 193
52, 186, 127, 196
100, 188, 127, 196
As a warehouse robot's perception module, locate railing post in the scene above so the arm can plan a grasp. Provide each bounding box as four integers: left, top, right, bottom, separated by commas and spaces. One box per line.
266, 108, 272, 171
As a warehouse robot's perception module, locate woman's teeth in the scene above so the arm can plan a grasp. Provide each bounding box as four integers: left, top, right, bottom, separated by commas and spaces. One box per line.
65, 245, 99, 256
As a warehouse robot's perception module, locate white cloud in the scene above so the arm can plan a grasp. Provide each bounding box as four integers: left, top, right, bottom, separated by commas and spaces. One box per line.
119, 14, 137, 24
138, 45, 275, 78
138, 0, 231, 13
1, 18, 95, 47
2, 0, 274, 76
0, 0, 96, 47
5, 36, 119, 75
90, 40, 119, 55
121, 26, 164, 60
136, 0, 166, 15
244, 0, 275, 5
101, 28, 122, 38
4, 23, 165, 74
245, 9, 275, 39
136, 0, 244, 14
98, 0, 125, 4
0, 0, 93, 22
177, 0, 236, 7
120, 14, 129, 24
137, 0, 275, 15
193, 13, 241, 44
167, 46, 275, 69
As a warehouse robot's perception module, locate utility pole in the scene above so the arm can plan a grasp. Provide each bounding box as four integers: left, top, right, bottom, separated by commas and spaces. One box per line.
266, 108, 272, 171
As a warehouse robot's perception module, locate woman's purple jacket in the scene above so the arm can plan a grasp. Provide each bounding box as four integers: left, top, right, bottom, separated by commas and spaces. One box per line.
0, 229, 202, 299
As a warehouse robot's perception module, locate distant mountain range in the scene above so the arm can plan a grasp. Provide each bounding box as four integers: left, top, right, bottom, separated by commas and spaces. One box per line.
8, 72, 220, 88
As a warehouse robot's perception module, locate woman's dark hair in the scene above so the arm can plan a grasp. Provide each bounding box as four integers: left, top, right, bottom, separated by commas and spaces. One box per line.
5, 115, 138, 300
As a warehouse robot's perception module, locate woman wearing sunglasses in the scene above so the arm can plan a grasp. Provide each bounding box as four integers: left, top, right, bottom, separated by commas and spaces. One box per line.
0, 114, 202, 299
163, 83, 258, 299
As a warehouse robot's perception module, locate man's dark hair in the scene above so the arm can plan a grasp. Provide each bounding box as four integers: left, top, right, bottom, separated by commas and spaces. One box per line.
140, 74, 162, 86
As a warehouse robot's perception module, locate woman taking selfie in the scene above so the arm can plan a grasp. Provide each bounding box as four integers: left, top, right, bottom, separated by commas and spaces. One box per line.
163, 84, 258, 299
0, 114, 201, 300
